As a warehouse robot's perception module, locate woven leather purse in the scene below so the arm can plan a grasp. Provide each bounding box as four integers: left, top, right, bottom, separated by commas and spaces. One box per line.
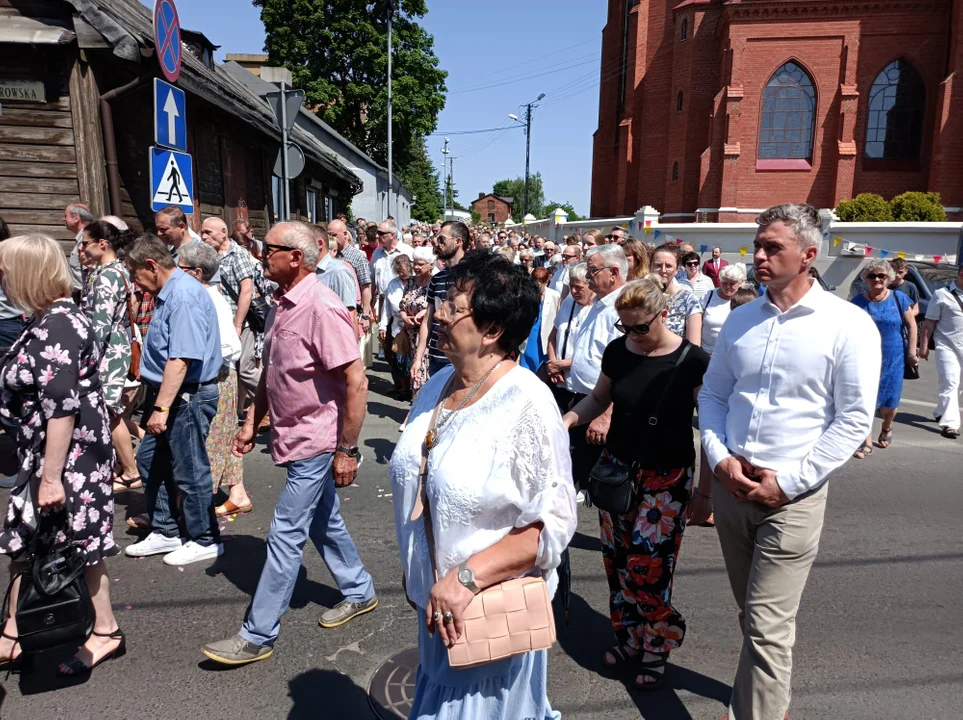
414, 386, 557, 668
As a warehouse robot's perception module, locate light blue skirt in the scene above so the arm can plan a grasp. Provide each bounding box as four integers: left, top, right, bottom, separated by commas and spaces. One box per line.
409, 609, 561, 720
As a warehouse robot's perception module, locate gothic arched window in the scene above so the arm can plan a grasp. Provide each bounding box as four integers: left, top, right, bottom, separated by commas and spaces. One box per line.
865, 59, 925, 160
758, 61, 816, 161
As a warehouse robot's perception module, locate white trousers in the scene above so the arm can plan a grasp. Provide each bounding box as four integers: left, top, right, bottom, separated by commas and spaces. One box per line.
934, 342, 963, 431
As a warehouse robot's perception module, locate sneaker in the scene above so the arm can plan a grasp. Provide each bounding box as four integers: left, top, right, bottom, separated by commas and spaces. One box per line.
576, 491, 586, 505
162, 540, 224, 566
201, 634, 273, 666
125, 531, 183, 557
318, 596, 379, 628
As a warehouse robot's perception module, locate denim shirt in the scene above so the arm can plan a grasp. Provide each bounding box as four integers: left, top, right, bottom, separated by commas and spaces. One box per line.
140, 269, 222, 386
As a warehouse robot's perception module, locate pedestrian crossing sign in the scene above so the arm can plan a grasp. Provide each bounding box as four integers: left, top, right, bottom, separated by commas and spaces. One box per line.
150, 146, 194, 212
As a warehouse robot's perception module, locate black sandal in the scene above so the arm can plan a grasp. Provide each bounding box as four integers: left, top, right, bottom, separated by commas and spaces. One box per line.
633, 653, 668, 691
0, 631, 24, 673
942, 427, 960, 439
601, 644, 638, 672
57, 628, 126, 676
113, 476, 143, 491
877, 428, 893, 448
853, 442, 874, 460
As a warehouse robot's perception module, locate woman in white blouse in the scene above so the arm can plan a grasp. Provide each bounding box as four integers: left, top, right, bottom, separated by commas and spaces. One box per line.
680, 250, 715, 305
379, 254, 414, 399
176, 242, 248, 515
390, 251, 577, 720
700, 263, 747, 354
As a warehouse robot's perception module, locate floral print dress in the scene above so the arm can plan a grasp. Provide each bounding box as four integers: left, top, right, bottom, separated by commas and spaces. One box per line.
664, 286, 702, 340
401, 277, 431, 391
81, 259, 132, 414
0, 300, 119, 564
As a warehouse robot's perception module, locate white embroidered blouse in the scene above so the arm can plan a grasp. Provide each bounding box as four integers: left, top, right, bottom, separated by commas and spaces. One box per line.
389, 365, 578, 610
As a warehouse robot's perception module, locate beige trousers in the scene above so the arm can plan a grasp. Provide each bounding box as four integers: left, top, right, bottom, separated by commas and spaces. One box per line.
713, 479, 828, 720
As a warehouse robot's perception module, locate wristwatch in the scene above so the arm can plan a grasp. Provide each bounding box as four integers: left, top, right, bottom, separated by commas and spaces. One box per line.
457, 562, 479, 594
336, 444, 360, 458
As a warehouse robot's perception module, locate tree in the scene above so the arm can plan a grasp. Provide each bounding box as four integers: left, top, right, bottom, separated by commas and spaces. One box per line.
470, 209, 481, 225
255, 0, 448, 173
399, 137, 442, 222
543, 201, 581, 222
492, 173, 545, 219
836, 193, 892, 222
890, 191, 947, 221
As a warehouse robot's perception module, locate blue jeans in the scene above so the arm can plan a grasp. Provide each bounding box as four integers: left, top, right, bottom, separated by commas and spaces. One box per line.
136, 382, 220, 546
239, 451, 375, 647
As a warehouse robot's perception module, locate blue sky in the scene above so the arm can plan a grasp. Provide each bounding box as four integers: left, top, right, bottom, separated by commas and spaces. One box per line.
144, 0, 606, 217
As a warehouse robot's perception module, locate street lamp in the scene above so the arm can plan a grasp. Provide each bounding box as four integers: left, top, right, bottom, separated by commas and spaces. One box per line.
509, 92, 545, 218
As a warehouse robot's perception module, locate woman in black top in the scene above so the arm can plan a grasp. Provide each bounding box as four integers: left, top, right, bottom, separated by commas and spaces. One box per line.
563, 275, 711, 691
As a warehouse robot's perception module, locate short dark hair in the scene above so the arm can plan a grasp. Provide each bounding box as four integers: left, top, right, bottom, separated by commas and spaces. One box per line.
889, 257, 908, 272
85, 219, 134, 255
449, 250, 540, 355
442, 220, 470, 248
156, 206, 188, 227
365, 225, 378, 242
127, 234, 175, 270
682, 251, 701, 266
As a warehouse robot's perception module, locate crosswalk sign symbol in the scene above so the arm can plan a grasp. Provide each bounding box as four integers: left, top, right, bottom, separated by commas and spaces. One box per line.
150, 147, 194, 212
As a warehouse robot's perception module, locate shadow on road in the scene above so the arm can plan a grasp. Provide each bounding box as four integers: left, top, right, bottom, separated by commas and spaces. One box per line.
368, 400, 408, 424
288, 667, 374, 719
892, 412, 943, 435
557, 593, 730, 719
569, 530, 602, 553
365, 438, 398, 465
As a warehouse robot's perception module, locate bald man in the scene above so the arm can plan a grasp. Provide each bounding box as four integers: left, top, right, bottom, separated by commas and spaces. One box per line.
202, 217, 262, 413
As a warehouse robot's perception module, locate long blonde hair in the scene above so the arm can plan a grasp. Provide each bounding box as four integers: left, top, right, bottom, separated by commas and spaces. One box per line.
0, 234, 73, 314
615, 273, 667, 314
621, 238, 650, 280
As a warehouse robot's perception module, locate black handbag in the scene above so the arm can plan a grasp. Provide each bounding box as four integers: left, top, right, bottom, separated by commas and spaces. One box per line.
9, 542, 94, 654
588, 343, 692, 514
894, 292, 919, 381
219, 278, 269, 334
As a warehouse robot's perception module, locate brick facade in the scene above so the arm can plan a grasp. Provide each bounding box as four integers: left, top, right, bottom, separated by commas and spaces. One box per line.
592, 0, 963, 221
471, 193, 515, 224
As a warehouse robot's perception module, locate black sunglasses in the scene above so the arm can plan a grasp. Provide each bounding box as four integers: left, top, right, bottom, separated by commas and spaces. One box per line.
263, 243, 295, 255
375, 230, 393, 237
685, 261, 700, 267
866, 273, 889, 280
615, 312, 661, 336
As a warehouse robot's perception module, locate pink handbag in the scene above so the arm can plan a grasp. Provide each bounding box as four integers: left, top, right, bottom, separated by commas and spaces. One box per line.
414, 397, 557, 669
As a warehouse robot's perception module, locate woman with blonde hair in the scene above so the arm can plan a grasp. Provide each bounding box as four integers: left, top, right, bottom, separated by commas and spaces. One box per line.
563, 274, 710, 691
0, 235, 124, 676
621, 239, 650, 281
582, 228, 604, 249
650, 243, 703, 345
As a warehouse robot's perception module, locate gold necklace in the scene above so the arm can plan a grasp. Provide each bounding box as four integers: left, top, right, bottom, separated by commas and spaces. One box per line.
424, 360, 504, 449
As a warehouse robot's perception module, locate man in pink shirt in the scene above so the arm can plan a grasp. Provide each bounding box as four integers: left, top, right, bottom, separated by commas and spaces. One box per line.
202, 222, 377, 666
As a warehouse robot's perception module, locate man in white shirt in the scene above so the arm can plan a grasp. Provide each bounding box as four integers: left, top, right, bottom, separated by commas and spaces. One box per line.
699, 204, 881, 720
568, 245, 628, 499
551, 245, 582, 296
370, 220, 413, 311
920, 266, 963, 438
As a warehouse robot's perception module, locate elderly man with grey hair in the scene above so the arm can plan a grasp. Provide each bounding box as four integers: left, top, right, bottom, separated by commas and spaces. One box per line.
64, 202, 94, 293
567, 244, 628, 503
698, 203, 881, 720
202, 221, 376, 667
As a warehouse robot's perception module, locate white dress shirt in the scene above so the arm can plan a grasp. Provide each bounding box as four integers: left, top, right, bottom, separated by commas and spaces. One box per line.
553, 295, 592, 391
370, 242, 414, 297
699, 281, 881, 500
924, 283, 963, 350
549, 264, 570, 295
207, 285, 242, 365
569, 290, 621, 395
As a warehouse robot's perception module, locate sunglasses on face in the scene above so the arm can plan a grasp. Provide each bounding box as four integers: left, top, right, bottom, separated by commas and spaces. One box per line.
585, 265, 611, 277
615, 312, 661, 336
376, 230, 393, 237
685, 261, 700, 267
867, 273, 889, 280
263, 243, 295, 256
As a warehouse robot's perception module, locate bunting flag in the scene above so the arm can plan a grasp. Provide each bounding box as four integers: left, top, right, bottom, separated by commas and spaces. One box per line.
654, 230, 662, 240
863, 246, 873, 256
644, 225, 650, 236
628, 220, 634, 230
897, 252, 906, 259
833, 236, 843, 247
739, 246, 748, 258
700, 244, 709, 252
915, 254, 924, 261
645, 220, 652, 227
831, 232, 957, 264
879, 250, 889, 258
934, 255, 943, 263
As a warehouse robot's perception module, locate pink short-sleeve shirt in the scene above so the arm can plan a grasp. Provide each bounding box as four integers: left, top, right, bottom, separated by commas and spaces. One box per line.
264, 273, 361, 464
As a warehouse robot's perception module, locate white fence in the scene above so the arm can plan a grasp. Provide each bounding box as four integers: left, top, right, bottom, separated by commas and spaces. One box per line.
518, 207, 963, 298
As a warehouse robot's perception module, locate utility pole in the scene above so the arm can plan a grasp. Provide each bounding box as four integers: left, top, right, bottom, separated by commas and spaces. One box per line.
441, 137, 450, 220
386, 0, 394, 221
510, 92, 545, 219
449, 156, 456, 217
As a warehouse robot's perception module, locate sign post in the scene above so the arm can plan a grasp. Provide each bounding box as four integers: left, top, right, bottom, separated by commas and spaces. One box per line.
263, 67, 303, 222
153, 78, 186, 152
150, 147, 194, 213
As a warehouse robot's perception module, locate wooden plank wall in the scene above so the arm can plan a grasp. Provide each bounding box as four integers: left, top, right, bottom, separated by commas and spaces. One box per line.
0, 46, 81, 241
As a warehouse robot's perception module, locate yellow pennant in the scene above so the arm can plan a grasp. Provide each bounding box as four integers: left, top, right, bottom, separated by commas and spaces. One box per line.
833, 236, 842, 247
896, 251, 906, 259
739, 246, 748, 258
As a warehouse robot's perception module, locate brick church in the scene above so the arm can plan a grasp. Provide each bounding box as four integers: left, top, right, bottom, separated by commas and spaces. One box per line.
591, 0, 963, 221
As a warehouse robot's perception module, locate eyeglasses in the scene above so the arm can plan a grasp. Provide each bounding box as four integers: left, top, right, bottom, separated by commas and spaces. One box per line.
375, 230, 394, 237
685, 261, 700, 267
178, 264, 199, 272
263, 243, 295, 256
436, 299, 470, 322
585, 265, 612, 277
562, 253, 579, 260
615, 312, 661, 336
867, 273, 889, 280
80, 238, 97, 248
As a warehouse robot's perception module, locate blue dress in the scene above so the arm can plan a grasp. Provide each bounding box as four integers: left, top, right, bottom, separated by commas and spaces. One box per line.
851, 290, 912, 409
519, 311, 546, 373
409, 614, 560, 720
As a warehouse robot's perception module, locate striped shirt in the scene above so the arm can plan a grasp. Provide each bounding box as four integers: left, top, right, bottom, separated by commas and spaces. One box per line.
426, 268, 455, 364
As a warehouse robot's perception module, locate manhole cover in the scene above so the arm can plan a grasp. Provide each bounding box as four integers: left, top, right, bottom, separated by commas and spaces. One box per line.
368, 646, 419, 719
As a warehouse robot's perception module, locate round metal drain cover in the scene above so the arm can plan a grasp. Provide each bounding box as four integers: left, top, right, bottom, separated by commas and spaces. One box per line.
368, 646, 419, 719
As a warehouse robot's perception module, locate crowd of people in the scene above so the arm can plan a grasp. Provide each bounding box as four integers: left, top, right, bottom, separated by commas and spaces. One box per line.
0, 200, 959, 720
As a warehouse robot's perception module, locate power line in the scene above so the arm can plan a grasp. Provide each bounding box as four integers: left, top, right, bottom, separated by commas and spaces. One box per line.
429, 125, 524, 136
452, 37, 599, 85
449, 57, 600, 95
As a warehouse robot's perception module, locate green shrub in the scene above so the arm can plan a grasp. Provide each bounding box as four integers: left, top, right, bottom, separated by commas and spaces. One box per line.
889, 191, 947, 222
835, 193, 892, 222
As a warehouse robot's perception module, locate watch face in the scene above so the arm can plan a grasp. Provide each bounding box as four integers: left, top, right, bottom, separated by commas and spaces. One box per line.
459, 568, 472, 583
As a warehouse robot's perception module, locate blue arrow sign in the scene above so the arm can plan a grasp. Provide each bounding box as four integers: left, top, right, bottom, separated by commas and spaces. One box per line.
153, 78, 186, 152
150, 147, 194, 212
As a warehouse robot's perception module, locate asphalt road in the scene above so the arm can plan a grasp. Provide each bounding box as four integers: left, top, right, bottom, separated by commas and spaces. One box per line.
1, 360, 960, 720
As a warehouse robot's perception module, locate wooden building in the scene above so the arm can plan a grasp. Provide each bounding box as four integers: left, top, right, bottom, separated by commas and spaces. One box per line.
0, 0, 361, 243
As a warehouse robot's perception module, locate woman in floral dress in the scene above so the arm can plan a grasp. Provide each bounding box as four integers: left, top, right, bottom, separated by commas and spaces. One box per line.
399, 247, 434, 394
0, 235, 124, 676
80, 221, 138, 491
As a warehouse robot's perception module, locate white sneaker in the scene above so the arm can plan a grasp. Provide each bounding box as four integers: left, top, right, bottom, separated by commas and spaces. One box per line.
163, 540, 224, 566
576, 491, 586, 505
125, 531, 184, 557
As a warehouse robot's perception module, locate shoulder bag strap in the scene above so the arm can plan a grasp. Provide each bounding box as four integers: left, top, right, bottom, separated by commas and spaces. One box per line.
951, 288, 963, 313
559, 299, 579, 360
119, 272, 137, 338
626, 342, 693, 467
702, 289, 714, 312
